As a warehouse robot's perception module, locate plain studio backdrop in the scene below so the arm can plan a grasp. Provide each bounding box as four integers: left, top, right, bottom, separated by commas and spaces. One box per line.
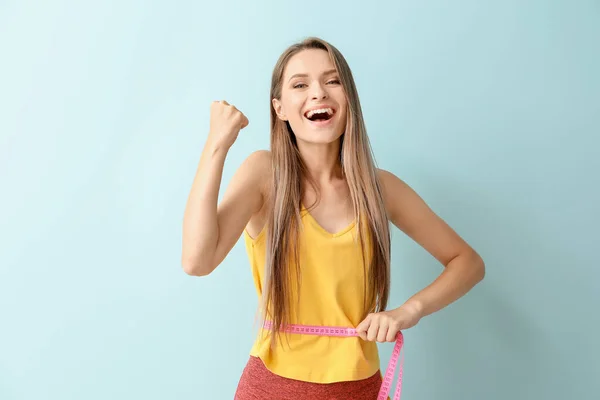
1, 1, 598, 399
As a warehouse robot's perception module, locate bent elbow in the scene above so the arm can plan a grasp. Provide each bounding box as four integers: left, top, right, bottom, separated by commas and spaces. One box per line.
474, 254, 486, 283
181, 260, 213, 277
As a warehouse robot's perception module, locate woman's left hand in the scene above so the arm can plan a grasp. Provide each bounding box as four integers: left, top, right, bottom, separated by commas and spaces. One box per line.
356, 303, 423, 342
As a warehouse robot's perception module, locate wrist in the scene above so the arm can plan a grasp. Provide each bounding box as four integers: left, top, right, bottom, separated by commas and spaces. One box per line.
402, 299, 425, 319
204, 137, 229, 156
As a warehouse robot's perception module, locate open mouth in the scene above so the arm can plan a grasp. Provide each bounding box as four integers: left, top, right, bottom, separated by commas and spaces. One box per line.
304, 107, 335, 122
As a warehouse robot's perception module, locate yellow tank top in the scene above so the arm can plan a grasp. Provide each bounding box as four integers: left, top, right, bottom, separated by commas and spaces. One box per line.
243, 204, 381, 384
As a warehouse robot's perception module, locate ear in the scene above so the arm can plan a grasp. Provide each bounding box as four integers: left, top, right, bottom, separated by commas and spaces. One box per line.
272, 98, 288, 121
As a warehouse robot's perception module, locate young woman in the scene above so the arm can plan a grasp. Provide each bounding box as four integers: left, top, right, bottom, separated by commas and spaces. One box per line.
182, 37, 485, 400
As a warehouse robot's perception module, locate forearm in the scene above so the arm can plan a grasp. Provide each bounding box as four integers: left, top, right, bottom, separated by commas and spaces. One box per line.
401, 251, 485, 318
181, 139, 228, 274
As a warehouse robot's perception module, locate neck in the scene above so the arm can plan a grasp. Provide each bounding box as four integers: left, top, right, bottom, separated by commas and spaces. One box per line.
297, 138, 343, 184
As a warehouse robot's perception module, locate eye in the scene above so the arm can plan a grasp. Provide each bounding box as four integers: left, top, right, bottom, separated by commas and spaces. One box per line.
327, 79, 341, 85
293, 83, 307, 89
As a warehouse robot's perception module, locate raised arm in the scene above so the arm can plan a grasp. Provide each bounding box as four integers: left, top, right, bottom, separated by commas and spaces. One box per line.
181, 100, 269, 276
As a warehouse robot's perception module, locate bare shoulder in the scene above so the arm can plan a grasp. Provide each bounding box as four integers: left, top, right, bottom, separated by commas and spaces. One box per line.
246, 149, 272, 200
376, 168, 423, 226
246, 148, 272, 164
232, 150, 271, 215
376, 168, 477, 266
244, 148, 272, 170
376, 168, 414, 222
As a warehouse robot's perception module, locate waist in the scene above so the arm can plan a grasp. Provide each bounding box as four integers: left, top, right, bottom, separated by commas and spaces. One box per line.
260, 321, 404, 400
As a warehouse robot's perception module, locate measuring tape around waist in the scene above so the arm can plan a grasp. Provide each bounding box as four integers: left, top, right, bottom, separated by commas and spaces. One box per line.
262, 321, 404, 400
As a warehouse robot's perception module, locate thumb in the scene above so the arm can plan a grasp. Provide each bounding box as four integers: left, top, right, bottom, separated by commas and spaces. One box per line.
355, 316, 371, 340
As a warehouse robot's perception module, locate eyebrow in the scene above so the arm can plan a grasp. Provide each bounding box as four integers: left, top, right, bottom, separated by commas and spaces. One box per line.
288, 69, 338, 82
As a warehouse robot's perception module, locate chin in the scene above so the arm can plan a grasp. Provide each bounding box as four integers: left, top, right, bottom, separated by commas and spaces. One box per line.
296, 130, 344, 144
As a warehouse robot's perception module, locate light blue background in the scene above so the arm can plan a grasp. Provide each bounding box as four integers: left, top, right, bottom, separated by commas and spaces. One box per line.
1, 1, 598, 399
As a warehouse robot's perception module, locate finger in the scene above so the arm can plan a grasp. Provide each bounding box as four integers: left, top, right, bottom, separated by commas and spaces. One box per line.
358, 328, 368, 341
355, 315, 368, 332
367, 320, 379, 342
220, 100, 230, 106
386, 326, 398, 342
356, 316, 370, 341
377, 324, 389, 343
240, 115, 249, 129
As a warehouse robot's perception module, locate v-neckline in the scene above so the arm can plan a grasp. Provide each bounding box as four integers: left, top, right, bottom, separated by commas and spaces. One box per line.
301, 203, 356, 238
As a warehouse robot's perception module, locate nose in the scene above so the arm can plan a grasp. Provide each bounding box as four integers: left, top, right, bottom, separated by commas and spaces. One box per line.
311, 82, 328, 100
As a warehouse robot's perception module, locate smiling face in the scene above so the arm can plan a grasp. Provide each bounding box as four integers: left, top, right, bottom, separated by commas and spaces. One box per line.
272, 49, 348, 144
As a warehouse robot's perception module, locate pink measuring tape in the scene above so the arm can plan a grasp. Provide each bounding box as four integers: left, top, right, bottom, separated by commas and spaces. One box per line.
263, 321, 404, 400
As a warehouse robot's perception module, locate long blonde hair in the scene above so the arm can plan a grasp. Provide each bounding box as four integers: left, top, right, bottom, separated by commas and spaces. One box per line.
261, 37, 391, 346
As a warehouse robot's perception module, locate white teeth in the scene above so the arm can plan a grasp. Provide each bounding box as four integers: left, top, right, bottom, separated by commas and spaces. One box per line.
306, 108, 333, 118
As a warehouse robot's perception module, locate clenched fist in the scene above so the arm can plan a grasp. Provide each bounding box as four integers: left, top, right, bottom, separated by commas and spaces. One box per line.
207, 100, 249, 150
356, 304, 422, 342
